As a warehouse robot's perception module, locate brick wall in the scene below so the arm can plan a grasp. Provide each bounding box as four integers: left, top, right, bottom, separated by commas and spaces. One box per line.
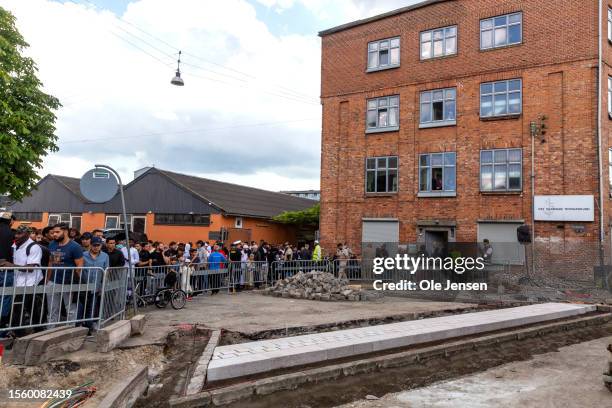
320, 0, 606, 269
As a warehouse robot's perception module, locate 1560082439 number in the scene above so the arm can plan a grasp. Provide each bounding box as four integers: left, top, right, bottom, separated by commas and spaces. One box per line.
7, 389, 73, 400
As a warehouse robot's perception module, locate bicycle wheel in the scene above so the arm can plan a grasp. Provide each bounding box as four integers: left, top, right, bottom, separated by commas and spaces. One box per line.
155, 289, 169, 308
171, 290, 187, 310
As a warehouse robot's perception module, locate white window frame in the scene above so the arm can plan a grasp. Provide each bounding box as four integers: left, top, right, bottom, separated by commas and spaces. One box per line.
105, 215, 120, 229
480, 148, 522, 192
48, 213, 71, 226
480, 79, 522, 118
480, 12, 522, 50
609, 148, 612, 195
420, 88, 457, 128
366, 95, 400, 133
420, 25, 457, 60
235, 217, 243, 229
608, 8, 612, 42
608, 77, 612, 116
367, 37, 400, 72
418, 152, 457, 197
365, 156, 398, 194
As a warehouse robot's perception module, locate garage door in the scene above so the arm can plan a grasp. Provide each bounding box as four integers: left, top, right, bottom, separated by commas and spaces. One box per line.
477, 223, 525, 265
362, 220, 399, 243
362, 220, 399, 259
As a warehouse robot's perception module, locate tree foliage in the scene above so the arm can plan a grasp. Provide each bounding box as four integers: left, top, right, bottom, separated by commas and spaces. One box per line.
274, 203, 320, 226
0, 7, 60, 200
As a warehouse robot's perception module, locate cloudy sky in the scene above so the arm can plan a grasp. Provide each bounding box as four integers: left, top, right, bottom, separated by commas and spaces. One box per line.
1, 0, 418, 191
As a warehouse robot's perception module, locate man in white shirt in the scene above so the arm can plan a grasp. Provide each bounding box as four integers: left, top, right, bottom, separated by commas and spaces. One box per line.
1, 225, 44, 332
121, 238, 140, 268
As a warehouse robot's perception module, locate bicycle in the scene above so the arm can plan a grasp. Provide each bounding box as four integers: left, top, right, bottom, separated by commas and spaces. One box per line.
154, 286, 187, 310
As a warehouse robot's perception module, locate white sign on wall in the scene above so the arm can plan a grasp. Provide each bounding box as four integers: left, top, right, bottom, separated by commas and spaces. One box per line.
534, 195, 594, 222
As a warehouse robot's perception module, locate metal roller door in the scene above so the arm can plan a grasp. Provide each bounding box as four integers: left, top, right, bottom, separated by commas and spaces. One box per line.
477, 222, 525, 265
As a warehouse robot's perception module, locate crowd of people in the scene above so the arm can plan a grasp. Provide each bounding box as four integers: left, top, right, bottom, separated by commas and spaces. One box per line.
0, 210, 330, 337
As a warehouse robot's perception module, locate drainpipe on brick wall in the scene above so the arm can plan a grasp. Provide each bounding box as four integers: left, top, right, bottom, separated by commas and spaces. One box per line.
531, 122, 536, 277
598, 0, 606, 265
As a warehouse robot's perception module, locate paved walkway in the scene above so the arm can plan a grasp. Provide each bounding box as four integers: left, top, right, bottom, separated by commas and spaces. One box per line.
207, 303, 596, 381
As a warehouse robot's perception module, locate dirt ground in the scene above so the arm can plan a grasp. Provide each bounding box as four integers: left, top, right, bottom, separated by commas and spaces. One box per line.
0, 340, 166, 408
336, 335, 612, 408
143, 291, 476, 335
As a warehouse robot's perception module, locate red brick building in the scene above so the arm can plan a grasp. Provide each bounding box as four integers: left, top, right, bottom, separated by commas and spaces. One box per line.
318, 0, 612, 275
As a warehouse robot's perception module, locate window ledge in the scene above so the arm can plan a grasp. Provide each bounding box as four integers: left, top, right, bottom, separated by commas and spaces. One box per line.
480, 191, 522, 195
480, 114, 521, 122
418, 192, 457, 198
366, 126, 399, 134
366, 65, 400, 73
420, 53, 458, 62
479, 42, 523, 52
365, 193, 398, 198
419, 120, 456, 129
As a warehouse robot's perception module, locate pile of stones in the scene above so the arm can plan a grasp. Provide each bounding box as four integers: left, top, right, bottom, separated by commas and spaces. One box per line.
264, 271, 374, 301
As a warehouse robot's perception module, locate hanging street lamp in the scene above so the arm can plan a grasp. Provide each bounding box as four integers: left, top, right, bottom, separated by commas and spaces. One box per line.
171, 50, 184, 86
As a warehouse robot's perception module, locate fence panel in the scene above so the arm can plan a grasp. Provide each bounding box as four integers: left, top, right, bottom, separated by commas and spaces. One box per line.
1, 266, 106, 334
228, 261, 269, 288
99, 266, 129, 327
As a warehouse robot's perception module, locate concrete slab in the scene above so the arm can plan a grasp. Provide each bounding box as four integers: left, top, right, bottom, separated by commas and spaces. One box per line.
130, 314, 147, 336
23, 327, 88, 365
207, 303, 596, 382
97, 320, 132, 352
97, 365, 148, 408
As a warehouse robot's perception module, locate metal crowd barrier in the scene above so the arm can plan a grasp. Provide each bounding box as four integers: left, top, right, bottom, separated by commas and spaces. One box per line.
0, 266, 106, 335
99, 267, 129, 327
227, 261, 269, 289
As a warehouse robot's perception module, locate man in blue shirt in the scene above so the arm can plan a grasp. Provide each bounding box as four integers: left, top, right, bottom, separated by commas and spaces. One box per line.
46, 223, 84, 327
81, 237, 108, 332
207, 245, 227, 295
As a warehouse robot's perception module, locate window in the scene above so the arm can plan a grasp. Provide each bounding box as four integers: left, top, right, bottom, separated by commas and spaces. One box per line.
480, 79, 522, 118
154, 213, 211, 226
366, 156, 398, 193
480, 12, 522, 50
48, 213, 71, 226
13, 212, 42, 222
480, 149, 522, 192
104, 214, 132, 230
366, 95, 400, 132
70, 215, 81, 232
609, 8, 612, 42
609, 149, 612, 194
105, 215, 119, 229
235, 217, 243, 228
420, 88, 456, 127
419, 152, 456, 196
420, 25, 457, 59
608, 77, 612, 116
367, 37, 400, 71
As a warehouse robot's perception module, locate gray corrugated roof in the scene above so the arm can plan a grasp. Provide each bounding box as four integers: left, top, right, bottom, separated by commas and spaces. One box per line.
155, 169, 317, 218
50, 175, 89, 203
318, 0, 451, 37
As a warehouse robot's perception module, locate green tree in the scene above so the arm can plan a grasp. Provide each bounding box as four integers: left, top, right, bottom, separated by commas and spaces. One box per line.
0, 7, 60, 200
273, 203, 320, 227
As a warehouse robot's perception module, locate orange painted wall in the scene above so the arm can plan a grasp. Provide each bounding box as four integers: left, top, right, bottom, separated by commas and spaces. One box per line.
12, 212, 300, 244
81, 213, 105, 232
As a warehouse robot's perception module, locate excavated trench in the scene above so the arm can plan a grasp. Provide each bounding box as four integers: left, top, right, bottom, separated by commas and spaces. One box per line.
226, 316, 612, 408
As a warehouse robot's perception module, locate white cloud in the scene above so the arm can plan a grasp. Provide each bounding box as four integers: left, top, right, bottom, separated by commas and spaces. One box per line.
1, 0, 321, 190
1, 0, 422, 192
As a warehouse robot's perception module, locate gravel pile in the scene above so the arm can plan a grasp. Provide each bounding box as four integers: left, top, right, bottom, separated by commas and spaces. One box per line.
264, 271, 375, 301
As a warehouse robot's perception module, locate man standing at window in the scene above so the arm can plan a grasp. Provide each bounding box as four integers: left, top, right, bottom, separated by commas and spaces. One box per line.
46, 223, 84, 327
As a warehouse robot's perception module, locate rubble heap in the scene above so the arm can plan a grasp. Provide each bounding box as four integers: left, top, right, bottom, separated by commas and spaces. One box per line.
264, 271, 372, 301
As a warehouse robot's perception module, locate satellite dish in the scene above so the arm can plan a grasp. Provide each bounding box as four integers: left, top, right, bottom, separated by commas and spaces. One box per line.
80, 168, 119, 203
